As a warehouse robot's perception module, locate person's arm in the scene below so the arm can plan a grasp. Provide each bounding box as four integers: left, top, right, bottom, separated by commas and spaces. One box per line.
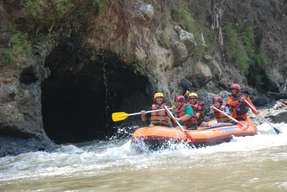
140, 110, 147, 121
177, 105, 193, 122
140, 106, 152, 121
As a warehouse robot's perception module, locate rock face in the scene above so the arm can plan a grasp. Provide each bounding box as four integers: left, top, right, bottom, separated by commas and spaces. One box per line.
0, 0, 287, 156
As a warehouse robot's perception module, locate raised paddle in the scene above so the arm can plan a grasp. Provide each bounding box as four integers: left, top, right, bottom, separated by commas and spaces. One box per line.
243, 98, 280, 134
112, 108, 172, 122
211, 106, 247, 129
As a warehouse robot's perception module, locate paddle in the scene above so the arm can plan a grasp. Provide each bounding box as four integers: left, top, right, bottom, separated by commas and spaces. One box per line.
112, 108, 171, 122
163, 105, 193, 142
243, 98, 280, 134
211, 106, 246, 129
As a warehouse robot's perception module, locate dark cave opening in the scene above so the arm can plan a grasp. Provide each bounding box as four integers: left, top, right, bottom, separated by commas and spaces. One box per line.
42, 42, 152, 144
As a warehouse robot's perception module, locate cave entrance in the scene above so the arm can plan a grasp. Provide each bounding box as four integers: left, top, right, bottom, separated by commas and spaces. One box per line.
42, 43, 152, 144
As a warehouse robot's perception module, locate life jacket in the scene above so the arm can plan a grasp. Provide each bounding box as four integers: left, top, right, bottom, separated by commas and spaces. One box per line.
190, 101, 205, 125
150, 103, 172, 127
175, 103, 195, 128
211, 105, 230, 123
226, 95, 248, 121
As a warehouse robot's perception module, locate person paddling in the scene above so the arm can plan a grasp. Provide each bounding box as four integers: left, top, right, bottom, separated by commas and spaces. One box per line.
173, 96, 196, 129
226, 83, 255, 121
211, 96, 231, 123
188, 92, 205, 126
141, 92, 172, 127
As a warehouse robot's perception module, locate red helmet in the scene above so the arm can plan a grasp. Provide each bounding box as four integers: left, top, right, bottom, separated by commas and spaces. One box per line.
213, 96, 223, 104
230, 83, 241, 91
175, 96, 185, 103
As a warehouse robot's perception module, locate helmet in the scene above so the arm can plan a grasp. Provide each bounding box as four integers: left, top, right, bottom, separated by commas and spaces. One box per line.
230, 83, 241, 91
189, 92, 198, 98
154, 92, 164, 99
175, 96, 185, 103
213, 96, 223, 104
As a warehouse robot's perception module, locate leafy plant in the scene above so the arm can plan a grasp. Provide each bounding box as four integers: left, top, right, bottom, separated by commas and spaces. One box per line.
224, 24, 269, 74
1, 32, 32, 65
158, 32, 172, 49
23, 0, 74, 30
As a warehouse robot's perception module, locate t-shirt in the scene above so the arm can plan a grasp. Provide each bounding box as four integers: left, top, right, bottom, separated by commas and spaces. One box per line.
184, 105, 193, 116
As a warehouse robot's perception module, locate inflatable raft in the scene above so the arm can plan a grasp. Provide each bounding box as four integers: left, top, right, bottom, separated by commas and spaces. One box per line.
131, 121, 257, 150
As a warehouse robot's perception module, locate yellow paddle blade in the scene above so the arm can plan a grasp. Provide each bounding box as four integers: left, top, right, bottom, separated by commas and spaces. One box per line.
112, 112, 129, 122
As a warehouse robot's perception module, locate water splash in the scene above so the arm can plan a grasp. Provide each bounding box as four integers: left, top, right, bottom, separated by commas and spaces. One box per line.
0, 121, 286, 184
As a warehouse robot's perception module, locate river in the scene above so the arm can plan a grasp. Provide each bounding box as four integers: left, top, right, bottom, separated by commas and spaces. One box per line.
0, 122, 287, 192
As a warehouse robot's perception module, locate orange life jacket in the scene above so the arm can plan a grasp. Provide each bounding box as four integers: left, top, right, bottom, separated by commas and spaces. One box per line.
211, 105, 230, 123
150, 103, 172, 127
175, 103, 195, 128
226, 95, 248, 121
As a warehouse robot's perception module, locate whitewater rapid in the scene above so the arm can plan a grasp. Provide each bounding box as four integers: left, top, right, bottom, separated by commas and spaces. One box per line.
0, 122, 286, 186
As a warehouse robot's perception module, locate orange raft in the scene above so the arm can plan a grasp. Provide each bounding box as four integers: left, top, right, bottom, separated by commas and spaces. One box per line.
131, 121, 257, 150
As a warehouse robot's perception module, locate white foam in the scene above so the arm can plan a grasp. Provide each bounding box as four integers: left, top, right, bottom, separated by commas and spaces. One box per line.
0, 122, 286, 183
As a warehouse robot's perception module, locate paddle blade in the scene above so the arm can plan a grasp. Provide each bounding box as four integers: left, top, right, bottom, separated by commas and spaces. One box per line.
112, 112, 129, 122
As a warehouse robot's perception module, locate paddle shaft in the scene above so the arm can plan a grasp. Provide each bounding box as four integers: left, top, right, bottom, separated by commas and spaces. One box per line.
243, 98, 280, 134
242, 97, 257, 114
163, 106, 184, 130
164, 106, 194, 143
128, 108, 172, 117
211, 106, 243, 126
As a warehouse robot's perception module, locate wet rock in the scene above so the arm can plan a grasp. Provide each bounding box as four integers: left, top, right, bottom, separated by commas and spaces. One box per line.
267, 110, 287, 123
268, 92, 287, 100
174, 25, 196, 45
253, 96, 271, 107
263, 100, 287, 123
129, 1, 154, 22
0, 134, 56, 157
273, 100, 287, 110
138, 3, 154, 20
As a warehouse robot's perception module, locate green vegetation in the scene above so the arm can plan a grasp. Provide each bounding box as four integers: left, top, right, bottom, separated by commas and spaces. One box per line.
23, 0, 74, 29
90, 0, 108, 15
158, 32, 172, 49
1, 32, 32, 66
224, 24, 250, 73
171, 2, 211, 58
224, 24, 270, 74
23, 0, 108, 31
